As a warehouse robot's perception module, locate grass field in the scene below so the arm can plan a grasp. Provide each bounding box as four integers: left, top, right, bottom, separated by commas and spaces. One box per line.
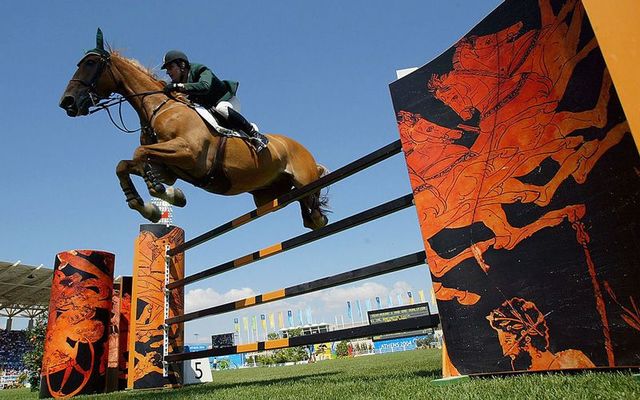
2, 349, 639, 399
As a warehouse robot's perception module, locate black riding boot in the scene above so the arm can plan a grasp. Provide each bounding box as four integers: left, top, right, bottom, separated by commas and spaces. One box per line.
226, 108, 269, 152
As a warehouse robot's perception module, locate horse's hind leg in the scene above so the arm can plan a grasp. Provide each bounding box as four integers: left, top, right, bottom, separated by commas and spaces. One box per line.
116, 160, 161, 222
299, 192, 328, 230
293, 164, 329, 230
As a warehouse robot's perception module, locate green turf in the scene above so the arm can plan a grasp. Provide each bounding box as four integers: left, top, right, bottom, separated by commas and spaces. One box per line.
2, 349, 638, 399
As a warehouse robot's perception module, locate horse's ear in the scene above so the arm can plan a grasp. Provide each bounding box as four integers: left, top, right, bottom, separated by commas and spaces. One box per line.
81, 28, 110, 61
96, 28, 105, 52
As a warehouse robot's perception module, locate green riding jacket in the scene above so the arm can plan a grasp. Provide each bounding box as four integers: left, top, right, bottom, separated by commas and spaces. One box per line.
183, 63, 239, 108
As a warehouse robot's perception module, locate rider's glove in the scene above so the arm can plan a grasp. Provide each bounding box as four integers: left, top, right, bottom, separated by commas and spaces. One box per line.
163, 83, 185, 94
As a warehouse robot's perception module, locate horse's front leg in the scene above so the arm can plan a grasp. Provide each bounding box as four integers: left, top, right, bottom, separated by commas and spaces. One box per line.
133, 137, 201, 201
116, 160, 162, 222
133, 137, 199, 165
142, 162, 187, 207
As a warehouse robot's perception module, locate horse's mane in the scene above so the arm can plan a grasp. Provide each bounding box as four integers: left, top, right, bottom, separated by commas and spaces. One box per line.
110, 50, 165, 89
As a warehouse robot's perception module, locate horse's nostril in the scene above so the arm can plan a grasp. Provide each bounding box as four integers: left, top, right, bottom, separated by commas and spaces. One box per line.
60, 95, 78, 109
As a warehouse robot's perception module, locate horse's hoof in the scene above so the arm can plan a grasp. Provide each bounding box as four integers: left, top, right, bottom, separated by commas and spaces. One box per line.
171, 187, 187, 207
303, 215, 328, 230
146, 204, 162, 223
153, 184, 166, 194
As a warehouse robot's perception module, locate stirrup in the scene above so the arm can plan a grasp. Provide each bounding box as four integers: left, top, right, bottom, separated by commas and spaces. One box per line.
250, 136, 268, 152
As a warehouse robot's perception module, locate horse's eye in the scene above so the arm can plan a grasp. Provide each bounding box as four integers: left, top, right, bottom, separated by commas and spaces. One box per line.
85, 60, 96, 67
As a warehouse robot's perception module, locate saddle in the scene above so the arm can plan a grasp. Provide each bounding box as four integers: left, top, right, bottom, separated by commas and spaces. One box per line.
194, 106, 252, 141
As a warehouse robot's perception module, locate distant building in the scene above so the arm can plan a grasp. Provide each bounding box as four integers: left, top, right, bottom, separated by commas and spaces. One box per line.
279, 323, 330, 338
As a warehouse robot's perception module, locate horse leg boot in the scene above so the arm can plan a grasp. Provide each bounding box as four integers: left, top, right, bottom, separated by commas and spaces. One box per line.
142, 163, 187, 207
116, 160, 162, 222
226, 108, 269, 152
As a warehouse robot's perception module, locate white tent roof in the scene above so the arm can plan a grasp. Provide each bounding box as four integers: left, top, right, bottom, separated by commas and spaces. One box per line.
0, 260, 53, 319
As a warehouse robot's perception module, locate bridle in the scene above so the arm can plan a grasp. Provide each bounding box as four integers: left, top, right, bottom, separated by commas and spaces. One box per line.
71, 52, 169, 134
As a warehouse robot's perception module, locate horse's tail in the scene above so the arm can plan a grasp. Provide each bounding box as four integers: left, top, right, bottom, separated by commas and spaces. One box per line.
316, 164, 331, 212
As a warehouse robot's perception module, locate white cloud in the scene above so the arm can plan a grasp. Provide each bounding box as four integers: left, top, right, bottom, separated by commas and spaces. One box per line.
184, 280, 426, 331
315, 280, 416, 310
185, 287, 256, 312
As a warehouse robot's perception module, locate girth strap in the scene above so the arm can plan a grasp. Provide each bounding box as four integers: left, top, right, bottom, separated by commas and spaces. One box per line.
194, 136, 232, 194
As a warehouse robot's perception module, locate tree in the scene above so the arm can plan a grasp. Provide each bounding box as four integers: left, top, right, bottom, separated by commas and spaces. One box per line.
335, 340, 350, 357
22, 315, 48, 391
217, 359, 231, 370
287, 327, 303, 337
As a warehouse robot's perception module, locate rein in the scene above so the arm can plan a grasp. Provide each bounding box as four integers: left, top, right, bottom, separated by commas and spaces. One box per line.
76, 54, 180, 134
88, 90, 166, 134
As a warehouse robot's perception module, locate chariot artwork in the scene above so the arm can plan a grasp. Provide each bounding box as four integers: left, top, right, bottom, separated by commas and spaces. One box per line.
391, 0, 640, 375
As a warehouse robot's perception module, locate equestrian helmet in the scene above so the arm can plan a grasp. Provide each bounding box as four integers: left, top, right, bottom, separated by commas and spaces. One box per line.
161, 50, 189, 69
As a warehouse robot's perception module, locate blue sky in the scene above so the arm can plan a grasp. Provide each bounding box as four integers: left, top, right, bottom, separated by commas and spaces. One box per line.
0, 1, 501, 339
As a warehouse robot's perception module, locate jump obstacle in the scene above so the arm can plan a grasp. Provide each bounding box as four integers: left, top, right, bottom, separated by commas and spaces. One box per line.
156, 139, 439, 380
38, 119, 440, 396
37, 139, 441, 395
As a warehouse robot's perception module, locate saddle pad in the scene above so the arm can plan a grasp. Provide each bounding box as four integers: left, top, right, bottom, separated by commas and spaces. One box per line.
194, 105, 249, 139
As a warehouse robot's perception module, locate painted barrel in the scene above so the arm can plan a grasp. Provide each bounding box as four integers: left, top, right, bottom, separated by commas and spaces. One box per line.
40, 250, 115, 398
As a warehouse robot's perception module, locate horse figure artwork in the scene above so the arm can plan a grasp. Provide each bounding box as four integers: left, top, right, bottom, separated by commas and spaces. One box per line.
59, 30, 328, 230
398, 0, 630, 299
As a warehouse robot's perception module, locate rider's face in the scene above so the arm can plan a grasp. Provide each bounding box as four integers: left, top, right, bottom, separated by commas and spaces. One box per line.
165, 62, 182, 83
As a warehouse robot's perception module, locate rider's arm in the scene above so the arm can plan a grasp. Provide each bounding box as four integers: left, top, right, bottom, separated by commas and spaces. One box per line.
183, 66, 222, 95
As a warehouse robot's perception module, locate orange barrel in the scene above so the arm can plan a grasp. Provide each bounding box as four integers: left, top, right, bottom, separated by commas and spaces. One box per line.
40, 250, 115, 398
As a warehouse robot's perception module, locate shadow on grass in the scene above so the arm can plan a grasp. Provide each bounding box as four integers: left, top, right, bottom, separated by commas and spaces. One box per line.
129, 371, 342, 398
413, 368, 444, 379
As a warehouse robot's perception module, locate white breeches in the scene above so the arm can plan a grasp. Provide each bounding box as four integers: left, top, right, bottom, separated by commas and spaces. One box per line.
214, 96, 241, 119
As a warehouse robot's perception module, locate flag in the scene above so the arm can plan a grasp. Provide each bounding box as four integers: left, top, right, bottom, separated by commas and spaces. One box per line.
407, 291, 414, 304
243, 317, 249, 335
366, 298, 372, 311
375, 296, 381, 309
388, 295, 393, 307
356, 299, 363, 319
234, 317, 240, 333
287, 310, 293, 327
418, 289, 426, 303
252, 315, 257, 331
261, 314, 267, 334
397, 293, 404, 306
306, 307, 313, 324
269, 313, 275, 330
278, 311, 284, 329
431, 287, 437, 306
347, 301, 353, 320
298, 309, 304, 325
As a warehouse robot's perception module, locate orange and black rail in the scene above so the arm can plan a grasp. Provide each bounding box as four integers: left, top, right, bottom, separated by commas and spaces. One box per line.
166, 251, 426, 325
167, 140, 402, 257
166, 193, 414, 290
165, 313, 440, 362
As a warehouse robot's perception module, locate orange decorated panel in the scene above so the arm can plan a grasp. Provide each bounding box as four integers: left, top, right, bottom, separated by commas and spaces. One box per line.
391, 0, 640, 376
40, 250, 114, 398
127, 225, 184, 389
105, 276, 132, 392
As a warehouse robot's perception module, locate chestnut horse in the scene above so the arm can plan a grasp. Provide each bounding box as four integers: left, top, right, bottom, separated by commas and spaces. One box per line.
59, 34, 328, 229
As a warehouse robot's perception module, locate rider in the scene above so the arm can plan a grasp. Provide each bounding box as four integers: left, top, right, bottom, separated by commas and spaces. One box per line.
161, 50, 268, 152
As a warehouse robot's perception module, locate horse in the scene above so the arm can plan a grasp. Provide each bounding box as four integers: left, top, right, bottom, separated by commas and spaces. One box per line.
59, 33, 328, 230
